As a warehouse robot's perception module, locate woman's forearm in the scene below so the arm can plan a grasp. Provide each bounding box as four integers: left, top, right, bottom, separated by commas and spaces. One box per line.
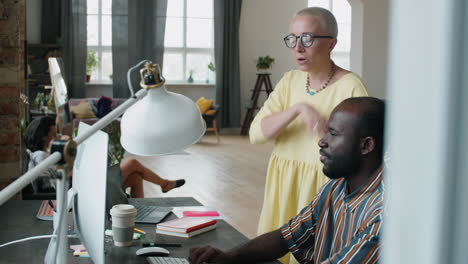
260, 104, 302, 140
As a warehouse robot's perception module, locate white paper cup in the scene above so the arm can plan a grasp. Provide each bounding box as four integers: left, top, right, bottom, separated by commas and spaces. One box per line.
110, 204, 137, 247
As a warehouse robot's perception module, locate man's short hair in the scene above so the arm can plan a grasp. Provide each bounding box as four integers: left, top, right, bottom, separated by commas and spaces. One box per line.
295, 7, 338, 37
343, 97, 385, 156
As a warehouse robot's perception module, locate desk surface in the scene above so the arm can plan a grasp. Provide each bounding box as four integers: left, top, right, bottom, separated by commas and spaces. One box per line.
0, 198, 280, 264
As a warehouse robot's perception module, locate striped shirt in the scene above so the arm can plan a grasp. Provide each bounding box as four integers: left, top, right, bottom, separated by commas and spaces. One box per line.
281, 166, 385, 264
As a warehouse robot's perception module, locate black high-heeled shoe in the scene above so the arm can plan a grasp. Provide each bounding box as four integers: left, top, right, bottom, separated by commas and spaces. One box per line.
162, 179, 186, 193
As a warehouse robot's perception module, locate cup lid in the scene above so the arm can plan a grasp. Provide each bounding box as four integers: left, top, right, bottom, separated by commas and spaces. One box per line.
110, 204, 137, 216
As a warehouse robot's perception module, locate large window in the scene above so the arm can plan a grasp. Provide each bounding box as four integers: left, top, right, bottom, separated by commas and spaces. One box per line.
86, 0, 214, 84
163, 0, 215, 84
308, 0, 351, 69
87, 0, 113, 83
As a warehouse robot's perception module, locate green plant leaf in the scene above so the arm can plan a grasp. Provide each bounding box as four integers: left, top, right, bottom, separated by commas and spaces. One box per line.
208, 62, 216, 72
256, 55, 275, 70
86, 50, 99, 75
107, 122, 125, 166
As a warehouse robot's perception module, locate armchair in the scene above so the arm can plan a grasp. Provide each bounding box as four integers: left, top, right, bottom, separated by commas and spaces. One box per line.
63, 98, 126, 136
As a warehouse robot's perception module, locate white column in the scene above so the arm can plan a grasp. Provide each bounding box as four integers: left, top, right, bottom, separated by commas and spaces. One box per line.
383, 0, 468, 263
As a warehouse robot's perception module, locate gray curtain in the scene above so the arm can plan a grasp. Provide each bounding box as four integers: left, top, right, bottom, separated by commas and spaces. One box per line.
41, 0, 61, 44
112, 0, 168, 98
214, 0, 242, 128
61, 0, 87, 98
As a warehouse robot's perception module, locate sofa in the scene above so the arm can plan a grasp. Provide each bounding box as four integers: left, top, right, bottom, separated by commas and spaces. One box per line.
62, 97, 126, 136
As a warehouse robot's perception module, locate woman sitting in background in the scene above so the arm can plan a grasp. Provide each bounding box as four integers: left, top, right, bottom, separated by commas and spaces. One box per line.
24, 116, 185, 197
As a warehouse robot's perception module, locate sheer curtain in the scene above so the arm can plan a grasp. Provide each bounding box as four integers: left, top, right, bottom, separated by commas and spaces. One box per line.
61, 0, 87, 98
111, 0, 168, 98
214, 0, 243, 128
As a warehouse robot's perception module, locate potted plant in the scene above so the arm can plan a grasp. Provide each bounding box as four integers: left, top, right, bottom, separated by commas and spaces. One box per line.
86, 50, 99, 82
206, 62, 215, 83
256, 55, 275, 72
34, 92, 47, 112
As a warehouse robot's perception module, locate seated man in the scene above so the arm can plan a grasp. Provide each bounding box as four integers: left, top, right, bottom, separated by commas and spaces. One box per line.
189, 97, 385, 264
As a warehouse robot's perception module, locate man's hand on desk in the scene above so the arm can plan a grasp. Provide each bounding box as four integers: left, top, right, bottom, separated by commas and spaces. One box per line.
188, 229, 287, 264
189, 246, 232, 264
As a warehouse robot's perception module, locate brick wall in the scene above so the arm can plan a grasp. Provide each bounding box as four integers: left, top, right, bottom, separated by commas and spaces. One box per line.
0, 0, 25, 195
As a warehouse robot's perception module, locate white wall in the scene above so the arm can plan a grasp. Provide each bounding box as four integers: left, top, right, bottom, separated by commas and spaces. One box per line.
239, 0, 307, 124
361, 0, 389, 99
349, 0, 389, 99
26, 0, 42, 44
166, 84, 215, 102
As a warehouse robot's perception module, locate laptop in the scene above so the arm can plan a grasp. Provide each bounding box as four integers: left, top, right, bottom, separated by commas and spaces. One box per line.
133, 205, 173, 224
106, 165, 173, 224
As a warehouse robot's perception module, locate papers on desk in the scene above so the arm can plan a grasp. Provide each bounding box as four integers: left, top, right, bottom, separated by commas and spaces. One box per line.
171, 206, 225, 220
70, 244, 89, 257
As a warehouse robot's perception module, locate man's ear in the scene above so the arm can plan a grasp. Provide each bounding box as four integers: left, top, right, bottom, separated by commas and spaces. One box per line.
360, 137, 375, 155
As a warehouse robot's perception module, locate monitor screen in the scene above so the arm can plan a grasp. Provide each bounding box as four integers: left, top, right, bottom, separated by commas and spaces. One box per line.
48, 58, 70, 134
71, 122, 108, 264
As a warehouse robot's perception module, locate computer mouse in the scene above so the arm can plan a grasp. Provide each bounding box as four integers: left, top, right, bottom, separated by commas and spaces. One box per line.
135, 247, 170, 257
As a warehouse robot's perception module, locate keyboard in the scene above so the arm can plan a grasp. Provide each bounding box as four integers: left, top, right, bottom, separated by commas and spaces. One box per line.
135, 205, 156, 220
147, 257, 189, 264
134, 205, 173, 224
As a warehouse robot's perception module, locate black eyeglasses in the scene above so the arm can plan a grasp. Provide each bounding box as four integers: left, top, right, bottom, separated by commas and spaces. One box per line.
283, 33, 334, 48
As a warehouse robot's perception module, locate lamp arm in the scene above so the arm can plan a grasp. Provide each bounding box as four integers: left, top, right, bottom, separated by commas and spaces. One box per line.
0, 88, 149, 206
127, 60, 152, 97
74, 89, 148, 145
0, 152, 62, 206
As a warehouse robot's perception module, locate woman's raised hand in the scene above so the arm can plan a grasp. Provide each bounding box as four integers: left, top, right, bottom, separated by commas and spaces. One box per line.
296, 103, 327, 137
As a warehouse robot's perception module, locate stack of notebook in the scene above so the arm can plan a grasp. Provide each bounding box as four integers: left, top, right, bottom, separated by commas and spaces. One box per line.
36, 200, 56, 221
156, 217, 217, 238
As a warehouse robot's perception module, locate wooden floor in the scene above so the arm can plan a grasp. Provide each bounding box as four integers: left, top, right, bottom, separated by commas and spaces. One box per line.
127, 134, 273, 239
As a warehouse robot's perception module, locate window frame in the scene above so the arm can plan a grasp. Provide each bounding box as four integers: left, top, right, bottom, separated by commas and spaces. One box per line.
86, 0, 112, 84
163, 0, 215, 84
307, 0, 351, 69
86, 0, 215, 85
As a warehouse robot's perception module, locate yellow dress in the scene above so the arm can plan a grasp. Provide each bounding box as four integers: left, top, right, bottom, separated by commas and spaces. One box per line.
249, 70, 368, 264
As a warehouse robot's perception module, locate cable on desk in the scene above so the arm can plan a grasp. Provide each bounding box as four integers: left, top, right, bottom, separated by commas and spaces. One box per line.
0, 235, 55, 248
0, 234, 78, 248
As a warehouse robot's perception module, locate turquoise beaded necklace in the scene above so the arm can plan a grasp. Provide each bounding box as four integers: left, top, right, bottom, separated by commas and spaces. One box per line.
306, 62, 337, 96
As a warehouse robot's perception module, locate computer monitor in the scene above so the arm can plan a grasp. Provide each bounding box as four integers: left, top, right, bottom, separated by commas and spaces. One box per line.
48, 58, 71, 135
70, 122, 108, 264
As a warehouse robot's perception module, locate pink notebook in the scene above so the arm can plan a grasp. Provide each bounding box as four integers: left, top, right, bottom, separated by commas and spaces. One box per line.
36, 200, 56, 221
157, 217, 217, 233
183, 210, 220, 217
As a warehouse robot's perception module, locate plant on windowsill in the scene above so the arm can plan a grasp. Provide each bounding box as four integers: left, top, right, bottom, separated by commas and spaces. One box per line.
86, 50, 99, 83
255, 55, 275, 73
206, 62, 215, 84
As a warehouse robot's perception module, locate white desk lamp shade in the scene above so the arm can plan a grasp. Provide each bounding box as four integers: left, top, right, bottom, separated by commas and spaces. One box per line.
120, 85, 206, 156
